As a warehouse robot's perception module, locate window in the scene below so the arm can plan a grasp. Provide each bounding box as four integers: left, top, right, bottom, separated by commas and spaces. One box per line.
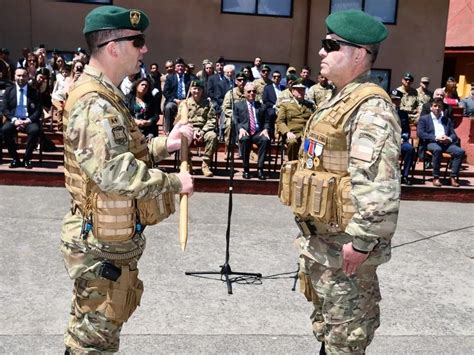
370, 69, 391, 92
222, 0, 293, 18
330, 0, 398, 24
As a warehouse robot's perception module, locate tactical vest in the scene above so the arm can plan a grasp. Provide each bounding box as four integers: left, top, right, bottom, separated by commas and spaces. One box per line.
63, 73, 174, 243
279, 83, 391, 234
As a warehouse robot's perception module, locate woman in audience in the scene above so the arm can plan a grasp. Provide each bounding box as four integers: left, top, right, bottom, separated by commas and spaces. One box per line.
242, 65, 255, 82
26, 52, 38, 80
125, 77, 158, 139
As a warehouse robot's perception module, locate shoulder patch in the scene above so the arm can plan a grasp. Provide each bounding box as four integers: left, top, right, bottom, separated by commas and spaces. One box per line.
111, 126, 127, 145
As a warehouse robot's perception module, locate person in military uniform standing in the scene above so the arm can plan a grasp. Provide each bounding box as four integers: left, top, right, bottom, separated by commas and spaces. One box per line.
222, 71, 247, 146
60, 6, 194, 354
306, 73, 335, 109
177, 79, 218, 177
416, 76, 433, 107
253, 64, 272, 102
278, 10, 400, 354
276, 78, 315, 161
397, 72, 420, 123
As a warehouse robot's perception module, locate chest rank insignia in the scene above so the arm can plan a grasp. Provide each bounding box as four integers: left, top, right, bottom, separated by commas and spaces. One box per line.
304, 132, 327, 168
130, 10, 141, 27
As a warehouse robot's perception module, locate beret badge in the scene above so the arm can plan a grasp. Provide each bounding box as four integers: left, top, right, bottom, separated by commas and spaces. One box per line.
130, 10, 141, 27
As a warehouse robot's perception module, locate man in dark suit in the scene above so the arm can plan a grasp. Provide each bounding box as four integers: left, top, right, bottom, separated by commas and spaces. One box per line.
163, 58, 191, 134
417, 97, 465, 187
234, 82, 271, 180
2, 67, 42, 168
262, 70, 284, 138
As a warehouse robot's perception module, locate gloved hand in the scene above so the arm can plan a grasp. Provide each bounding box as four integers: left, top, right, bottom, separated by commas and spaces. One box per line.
166, 122, 194, 153
176, 171, 194, 195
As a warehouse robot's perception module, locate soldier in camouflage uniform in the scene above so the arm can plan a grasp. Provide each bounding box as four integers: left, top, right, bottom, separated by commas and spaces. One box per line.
60, 6, 194, 354
177, 79, 218, 177
253, 64, 272, 102
397, 72, 420, 124
276, 73, 299, 107
416, 76, 433, 108
279, 10, 400, 354
276, 78, 315, 160
222, 71, 247, 146
306, 73, 336, 109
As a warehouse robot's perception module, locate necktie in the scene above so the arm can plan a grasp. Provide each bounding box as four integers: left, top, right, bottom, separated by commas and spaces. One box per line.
18, 88, 26, 118
177, 75, 184, 99
248, 102, 256, 135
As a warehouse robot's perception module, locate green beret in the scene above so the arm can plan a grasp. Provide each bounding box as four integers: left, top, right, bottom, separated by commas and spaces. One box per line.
286, 73, 299, 82
83, 6, 149, 34
190, 79, 204, 89
326, 10, 387, 45
261, 64, 271, 72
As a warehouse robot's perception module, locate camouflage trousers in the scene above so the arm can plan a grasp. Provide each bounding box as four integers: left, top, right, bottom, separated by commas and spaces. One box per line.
301, 255, 381, 355
61, 212, 144, 354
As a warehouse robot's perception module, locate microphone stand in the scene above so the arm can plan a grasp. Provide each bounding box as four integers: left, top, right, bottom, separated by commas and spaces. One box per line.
185, 77, 262, 294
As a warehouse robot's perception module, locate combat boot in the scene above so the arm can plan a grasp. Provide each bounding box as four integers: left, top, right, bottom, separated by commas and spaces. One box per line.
202, 161, 214, 177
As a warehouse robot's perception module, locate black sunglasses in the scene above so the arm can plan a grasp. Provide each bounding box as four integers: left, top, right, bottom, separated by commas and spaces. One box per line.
246, 90, 256, 93
97, 34, 146, 49
321, 38, 372, 54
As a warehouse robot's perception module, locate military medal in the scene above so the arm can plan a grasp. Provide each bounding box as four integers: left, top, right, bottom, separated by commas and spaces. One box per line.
313, 156, 320, 167
306, 157, 314, 169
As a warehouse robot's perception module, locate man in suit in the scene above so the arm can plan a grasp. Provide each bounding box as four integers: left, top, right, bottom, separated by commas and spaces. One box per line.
163, 58, 191, 134
262, 70, 284, 138
2, 67, 42, 168
417, 97, 465, 187
234, 82, 270, 180
208, 62, 234, 140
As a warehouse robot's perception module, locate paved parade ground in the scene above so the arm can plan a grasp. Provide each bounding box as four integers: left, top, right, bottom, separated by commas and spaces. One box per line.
0, 185, 472, 354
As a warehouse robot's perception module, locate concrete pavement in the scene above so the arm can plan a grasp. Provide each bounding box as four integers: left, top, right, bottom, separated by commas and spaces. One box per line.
0, 185, 472, 354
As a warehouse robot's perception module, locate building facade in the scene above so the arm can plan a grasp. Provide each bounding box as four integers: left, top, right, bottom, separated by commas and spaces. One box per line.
0, 0, 450, 90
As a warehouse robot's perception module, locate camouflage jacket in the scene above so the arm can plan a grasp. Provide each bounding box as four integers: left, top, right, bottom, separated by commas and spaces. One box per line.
253, 77, 271, 102
416, 86, 433, 107
276, 97, 315, 137
64, 65, 181, 201
178, 96, 217, 134
222, 87, 246, 121
306, 82, 335, 109
303, 73, 401, 267
397, 85, 420, 122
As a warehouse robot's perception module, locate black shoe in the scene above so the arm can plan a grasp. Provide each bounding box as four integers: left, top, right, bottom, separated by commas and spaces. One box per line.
401, 176, 411, 185
257, 169, 267, 180
9, 159, 23, 168
24, 160, 33, 169
242, 171, 251, 179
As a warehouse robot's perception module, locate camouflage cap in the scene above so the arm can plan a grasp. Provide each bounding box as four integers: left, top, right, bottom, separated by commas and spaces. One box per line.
421, 76, 430, 82
190, 79, 204, 89
326, 10, 388, 45
83, 6, 149, 34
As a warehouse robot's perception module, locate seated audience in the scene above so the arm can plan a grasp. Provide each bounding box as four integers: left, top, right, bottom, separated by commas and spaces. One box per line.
125, 77, 158, 139
276, 78, 315, 161
2, 67, 42, 169
222, 71, 247, 146
234, 82, 270, 180
262, 70, 284, 138
390, 89, 415, 185
163, 58, 191, 135
459, 85, 474, 117
417, 98, 465, 187
306, 73, 335, 109
177, 80, 217, 177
